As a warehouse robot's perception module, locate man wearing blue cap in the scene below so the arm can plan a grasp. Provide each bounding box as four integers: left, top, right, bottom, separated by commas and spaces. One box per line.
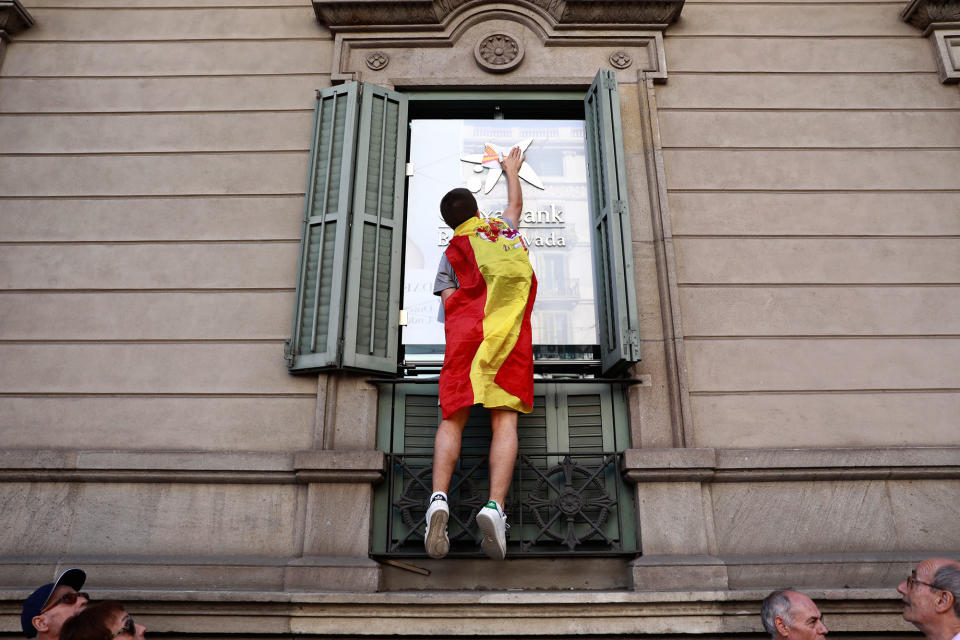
21, 569, 88, 640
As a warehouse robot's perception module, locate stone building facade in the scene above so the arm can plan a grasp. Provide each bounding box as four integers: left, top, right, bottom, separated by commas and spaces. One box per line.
1, 0, 958, 637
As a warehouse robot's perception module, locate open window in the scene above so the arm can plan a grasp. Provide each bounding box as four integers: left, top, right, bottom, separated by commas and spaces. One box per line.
286, 71, 643, 557
285, 70, 641, 378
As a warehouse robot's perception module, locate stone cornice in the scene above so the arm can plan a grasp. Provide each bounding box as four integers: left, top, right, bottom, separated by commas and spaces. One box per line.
0, 449, 386, 484
0, 584, 918, 636
313, 0, 684, 30
623, 446, 960, 483
0, 0, 34, 40
901, 0, 960, 30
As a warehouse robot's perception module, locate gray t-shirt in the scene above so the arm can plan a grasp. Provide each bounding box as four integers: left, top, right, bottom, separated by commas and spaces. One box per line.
433, 254, 459, 322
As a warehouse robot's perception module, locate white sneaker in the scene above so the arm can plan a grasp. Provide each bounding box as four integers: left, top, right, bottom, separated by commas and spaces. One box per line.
424, 495, 449, 559
475, 501, 508, 560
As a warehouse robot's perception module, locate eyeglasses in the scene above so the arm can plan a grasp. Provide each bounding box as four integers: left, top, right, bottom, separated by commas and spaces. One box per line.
906, 576, 943, 591
111, 617, 136, 639
40, 592, 89, 614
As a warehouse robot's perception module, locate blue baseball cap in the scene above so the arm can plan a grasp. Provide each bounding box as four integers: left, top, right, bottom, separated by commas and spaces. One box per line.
20, 569, 86, 638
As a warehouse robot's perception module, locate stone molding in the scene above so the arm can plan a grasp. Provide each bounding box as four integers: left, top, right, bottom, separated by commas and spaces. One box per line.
8, 447, 957, 484
901, 0, 960, 29
0, 586, 913, 636
0, 449, 385, 484
312, 0, 684, 30
0, 0, 34, 70
315, 1, 674, 84
931, 28, 960, 82
623, 446, 960, 482
0, 0, 33, 40
901, 0, 960, 83
630, 552, 946, 593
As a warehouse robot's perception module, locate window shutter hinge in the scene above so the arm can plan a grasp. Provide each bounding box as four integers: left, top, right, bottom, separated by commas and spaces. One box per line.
283, 339, 295, 368
625, 329, 641, 361
602, 72, 618, 91
398, 309, 408, 326
405, 163, 414, 177
614, 200, 628, 216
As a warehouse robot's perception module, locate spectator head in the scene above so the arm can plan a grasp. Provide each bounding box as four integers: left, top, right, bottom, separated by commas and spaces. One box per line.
61, 602, 145, 640
440, 188, 478, 230
897, 558, 960, 636
761, 590, 828, 640
21, 569, 88, 640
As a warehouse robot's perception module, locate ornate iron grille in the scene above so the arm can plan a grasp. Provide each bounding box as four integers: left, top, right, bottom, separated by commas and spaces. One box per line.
380, 451, 631, 557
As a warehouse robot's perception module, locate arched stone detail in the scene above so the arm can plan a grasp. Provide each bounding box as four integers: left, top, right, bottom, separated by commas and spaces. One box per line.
315, 1, 678, 84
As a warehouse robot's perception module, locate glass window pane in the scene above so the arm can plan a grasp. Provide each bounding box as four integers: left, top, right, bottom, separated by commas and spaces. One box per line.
403, 118, 598, 364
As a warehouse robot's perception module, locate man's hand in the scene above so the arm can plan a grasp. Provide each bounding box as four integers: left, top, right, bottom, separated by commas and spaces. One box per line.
500, 146, 524, 176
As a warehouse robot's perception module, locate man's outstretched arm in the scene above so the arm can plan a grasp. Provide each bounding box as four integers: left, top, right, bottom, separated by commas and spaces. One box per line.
500, 146, 524, 229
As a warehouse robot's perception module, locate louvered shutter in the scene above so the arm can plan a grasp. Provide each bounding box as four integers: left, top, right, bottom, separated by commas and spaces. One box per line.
341, 85, 408, 374
288, 82, 407, 374
287, 83, 360, 372
583, 69, 641, 375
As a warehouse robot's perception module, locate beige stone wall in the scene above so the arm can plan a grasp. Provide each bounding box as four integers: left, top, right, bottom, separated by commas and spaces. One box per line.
0, 0, 330, 454
1, 0, 958, 635
657, 0, 960, 448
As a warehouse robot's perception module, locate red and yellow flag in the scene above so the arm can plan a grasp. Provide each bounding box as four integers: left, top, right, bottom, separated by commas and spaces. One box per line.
439, 215, 536, 418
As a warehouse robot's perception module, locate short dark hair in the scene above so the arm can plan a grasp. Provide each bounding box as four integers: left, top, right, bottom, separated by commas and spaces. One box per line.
61, 601, 125, 640
439, 188, 477, 229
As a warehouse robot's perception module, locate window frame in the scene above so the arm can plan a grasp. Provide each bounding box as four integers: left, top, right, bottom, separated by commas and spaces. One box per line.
286, 70, 640, 378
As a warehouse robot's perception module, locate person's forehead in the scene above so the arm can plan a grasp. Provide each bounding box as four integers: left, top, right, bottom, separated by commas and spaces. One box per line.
787, 593, 820, 618
50, 584, 77, 598
916, 559, 943, 578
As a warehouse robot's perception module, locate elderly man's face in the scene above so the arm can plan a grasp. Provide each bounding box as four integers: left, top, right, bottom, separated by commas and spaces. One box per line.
779, 592, 829, 640
897, 559, 946, 627
35, 585, 88, 638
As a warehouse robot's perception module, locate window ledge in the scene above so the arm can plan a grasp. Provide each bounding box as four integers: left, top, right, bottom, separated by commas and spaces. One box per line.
0, 449, 385, 484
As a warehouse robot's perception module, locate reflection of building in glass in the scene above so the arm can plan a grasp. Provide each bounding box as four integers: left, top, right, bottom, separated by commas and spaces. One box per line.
401, 119, 597, 358
459, 121, 597, 349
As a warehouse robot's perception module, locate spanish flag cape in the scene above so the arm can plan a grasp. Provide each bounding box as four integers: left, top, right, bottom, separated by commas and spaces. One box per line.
439, 214, 537, 419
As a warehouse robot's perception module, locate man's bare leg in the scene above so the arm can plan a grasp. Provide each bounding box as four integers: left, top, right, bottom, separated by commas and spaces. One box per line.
487, 408, 518, 507
475, 408, 518, 560
426, 406, 470, 558
432, 406, 471, 493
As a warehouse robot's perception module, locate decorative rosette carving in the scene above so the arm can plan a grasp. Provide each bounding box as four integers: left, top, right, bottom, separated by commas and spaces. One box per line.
475, 33, 524, 73
609, 51, 633, 68
365, 51, 389, 70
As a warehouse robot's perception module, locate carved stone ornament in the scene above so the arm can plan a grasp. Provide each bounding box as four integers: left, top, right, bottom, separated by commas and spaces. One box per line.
0, 0, 35, 38
312, 0, 685, 30
609, 50, 633, 69
365, 51, 390, 70
901, 0, 960, 30
475, 32, 523, 72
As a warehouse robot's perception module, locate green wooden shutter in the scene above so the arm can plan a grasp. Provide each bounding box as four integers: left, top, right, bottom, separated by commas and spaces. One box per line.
287, 83, 360, 372
287, 82, 407, 374
341, 85, 408, 374
583, 69, 641, 376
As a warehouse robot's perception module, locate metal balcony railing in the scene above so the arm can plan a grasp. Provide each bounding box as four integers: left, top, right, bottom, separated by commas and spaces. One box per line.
378, 451, 632, 557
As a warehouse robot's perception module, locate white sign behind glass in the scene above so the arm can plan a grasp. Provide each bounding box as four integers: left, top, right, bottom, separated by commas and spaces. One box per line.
403, 119, 597, 356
